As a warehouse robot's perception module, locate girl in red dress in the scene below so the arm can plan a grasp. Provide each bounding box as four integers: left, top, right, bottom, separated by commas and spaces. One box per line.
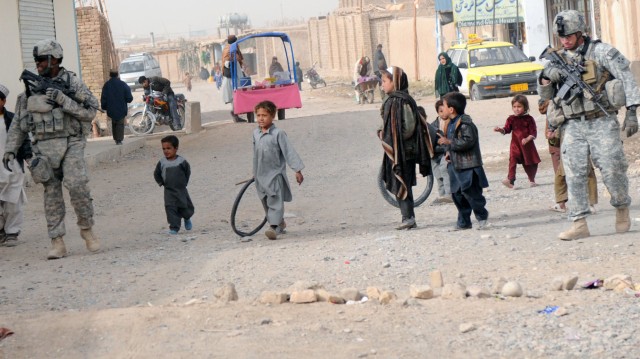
494, 95, 541, 188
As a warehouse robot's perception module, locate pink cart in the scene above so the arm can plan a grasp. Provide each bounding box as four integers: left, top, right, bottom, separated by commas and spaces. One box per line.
229, 32, 302, 122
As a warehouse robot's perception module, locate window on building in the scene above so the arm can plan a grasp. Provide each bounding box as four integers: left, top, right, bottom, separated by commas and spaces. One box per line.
19, 0, 56, 70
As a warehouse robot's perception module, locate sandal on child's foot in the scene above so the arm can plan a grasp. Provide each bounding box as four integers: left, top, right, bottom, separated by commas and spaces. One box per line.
549, 204, 566, 213
501, 179, 514, 189
529, 182, 538, 187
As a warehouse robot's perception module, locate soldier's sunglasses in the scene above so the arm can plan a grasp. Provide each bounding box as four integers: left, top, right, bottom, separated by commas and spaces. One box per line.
34, 56, 49, 63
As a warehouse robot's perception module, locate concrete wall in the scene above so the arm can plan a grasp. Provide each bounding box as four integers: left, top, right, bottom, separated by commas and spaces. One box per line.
0, 0, 80, 111
388, 17, 457, 83
599, 0, 640, 79
251, 26, 310, 80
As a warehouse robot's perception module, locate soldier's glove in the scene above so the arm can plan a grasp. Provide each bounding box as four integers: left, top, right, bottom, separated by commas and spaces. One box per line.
46, 88, 67, 106
542, 67, 563, 83
3, 152, 15, 172
623, 106, 638, 137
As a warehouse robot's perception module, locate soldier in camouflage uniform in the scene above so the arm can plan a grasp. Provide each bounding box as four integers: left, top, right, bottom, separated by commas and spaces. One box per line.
2, 39, 101, 259
538, 10, 639, 240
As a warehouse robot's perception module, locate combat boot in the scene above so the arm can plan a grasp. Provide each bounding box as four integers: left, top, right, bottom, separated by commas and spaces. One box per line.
47, 237, 67, 260
558, 218, 590, 241
615, 206, 631, 233
80, 228, 100, 252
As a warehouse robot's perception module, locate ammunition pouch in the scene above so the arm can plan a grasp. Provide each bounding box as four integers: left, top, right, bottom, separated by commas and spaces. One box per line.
32, 138, 68, 169
604, 79, 626, 110
26, 95, 53, 113
547, 100, 566, 128
581, 60, 597, 85
28, 155, 54, 184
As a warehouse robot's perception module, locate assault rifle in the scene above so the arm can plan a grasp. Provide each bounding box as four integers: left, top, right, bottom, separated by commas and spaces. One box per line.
19, 69, 103, 113
539, 46, 609, 117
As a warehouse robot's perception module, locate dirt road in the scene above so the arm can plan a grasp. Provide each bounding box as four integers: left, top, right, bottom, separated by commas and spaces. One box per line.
1, 81, 640, 358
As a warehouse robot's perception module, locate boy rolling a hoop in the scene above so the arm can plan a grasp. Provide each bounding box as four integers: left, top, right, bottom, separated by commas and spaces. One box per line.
253, 101, 304, 240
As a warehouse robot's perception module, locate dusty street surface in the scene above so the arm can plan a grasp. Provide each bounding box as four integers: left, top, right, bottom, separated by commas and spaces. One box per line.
1, 80, 640, 358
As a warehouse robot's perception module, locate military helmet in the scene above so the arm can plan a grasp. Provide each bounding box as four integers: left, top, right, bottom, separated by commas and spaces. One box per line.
33, 39, 64, 59
553, 10, 586, 36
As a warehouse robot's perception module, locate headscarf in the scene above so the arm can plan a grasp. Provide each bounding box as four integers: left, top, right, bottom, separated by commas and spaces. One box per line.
434, 52, 462, 97
380, 67, 432, 199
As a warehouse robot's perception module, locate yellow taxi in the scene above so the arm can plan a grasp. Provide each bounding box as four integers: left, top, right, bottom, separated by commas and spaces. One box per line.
446, 35, 543, 100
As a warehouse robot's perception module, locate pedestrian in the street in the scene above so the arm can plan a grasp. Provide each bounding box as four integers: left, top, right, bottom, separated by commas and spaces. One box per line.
101, 69, 133, 145
199, 67, 210, 81
434, 52, 462, 99
373, 44, 388, 79
138, 75, 182, 130
0, 83, 31, 247
252, 100, 304, 240
493, 94, 541, 188
378, 66, 432, 230
153, 135, 194, 235
538, 9, 639, 240
269, 56, 284, 78
221, 35, 244, 122
183, 72, 192, 92
542, 99, 598, 214
429, 99, 453, 205
3, 39, 101, 259
437, 92, 489, 230
295, 61, 303, 91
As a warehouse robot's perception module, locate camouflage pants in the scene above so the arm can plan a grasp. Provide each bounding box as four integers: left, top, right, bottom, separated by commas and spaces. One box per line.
40, 139, 94, 238
561, 116, 631, 221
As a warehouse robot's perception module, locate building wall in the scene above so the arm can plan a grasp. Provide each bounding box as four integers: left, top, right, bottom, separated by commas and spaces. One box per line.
250, 26, 310, 79
599, 0, 640, 78
0, 0, 81, 111
389, 17, 457, 83
76, 6, 118, 129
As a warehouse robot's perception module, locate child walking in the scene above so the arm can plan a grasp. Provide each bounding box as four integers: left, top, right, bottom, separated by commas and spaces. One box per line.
154, 135, 194, 234
493, 94, 541, 188
437, 92, 489, 230
253, 100, 304, 240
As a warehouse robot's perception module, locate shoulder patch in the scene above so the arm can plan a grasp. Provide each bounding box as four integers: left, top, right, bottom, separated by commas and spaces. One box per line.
606, 48, 620, 60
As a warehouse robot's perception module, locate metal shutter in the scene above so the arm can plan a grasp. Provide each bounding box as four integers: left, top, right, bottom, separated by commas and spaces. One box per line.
19, 0, 56, 69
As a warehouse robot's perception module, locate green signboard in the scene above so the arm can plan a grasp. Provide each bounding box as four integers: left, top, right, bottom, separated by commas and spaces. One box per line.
453, 0, 525, 27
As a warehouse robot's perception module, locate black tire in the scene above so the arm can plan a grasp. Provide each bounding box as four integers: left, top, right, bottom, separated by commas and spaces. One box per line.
320, 80, 327, 87
128, 111, 154, 135
170, 105, 186, 131
277, 109, 285, 120
359, 92, 365, 105
470, 84, 484, 101
247, 112, 255, 123
310, 82, 317, 89
367, 90, 374, 104
377, 165, 433, 208
230, 178, 268, 237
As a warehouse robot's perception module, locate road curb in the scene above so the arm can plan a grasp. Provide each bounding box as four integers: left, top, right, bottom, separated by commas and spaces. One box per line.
85, 137, 146, 169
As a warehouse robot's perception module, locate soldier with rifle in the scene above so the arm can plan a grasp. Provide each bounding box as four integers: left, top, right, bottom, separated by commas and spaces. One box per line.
538, 10, 640, 241
2, 39, 101, 259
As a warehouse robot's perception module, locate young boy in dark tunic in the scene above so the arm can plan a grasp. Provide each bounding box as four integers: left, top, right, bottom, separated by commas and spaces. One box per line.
436, 92, 489, 230
154, 135, 194, 234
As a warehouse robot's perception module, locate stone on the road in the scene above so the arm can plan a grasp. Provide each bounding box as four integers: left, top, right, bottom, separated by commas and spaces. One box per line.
290, 290, 318, 303
259, 291, 289, 305
501, 281, 523, 297
215, 283, 238, 302
409, 284, 433, 299
340, 288, 363, 301
442, 283, 467, 299
430, 270, 444, 288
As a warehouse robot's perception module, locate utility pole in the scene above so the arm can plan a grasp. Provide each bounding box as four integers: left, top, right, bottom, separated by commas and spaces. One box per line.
414, 0, 419, 81
515, 0, 520, 49
473, 0, 477, 34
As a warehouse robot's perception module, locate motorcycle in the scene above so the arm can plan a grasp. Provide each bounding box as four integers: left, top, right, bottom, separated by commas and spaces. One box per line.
303, 62, 326, 89
129, 91, 187, 135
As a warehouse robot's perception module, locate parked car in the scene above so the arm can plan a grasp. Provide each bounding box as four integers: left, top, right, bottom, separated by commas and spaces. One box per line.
119, 53, 162, 91
447, 37, 543, 100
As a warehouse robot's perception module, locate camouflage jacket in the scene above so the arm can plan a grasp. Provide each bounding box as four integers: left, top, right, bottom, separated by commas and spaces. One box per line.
5, 67, 97, 153
538, 38, 640, 117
